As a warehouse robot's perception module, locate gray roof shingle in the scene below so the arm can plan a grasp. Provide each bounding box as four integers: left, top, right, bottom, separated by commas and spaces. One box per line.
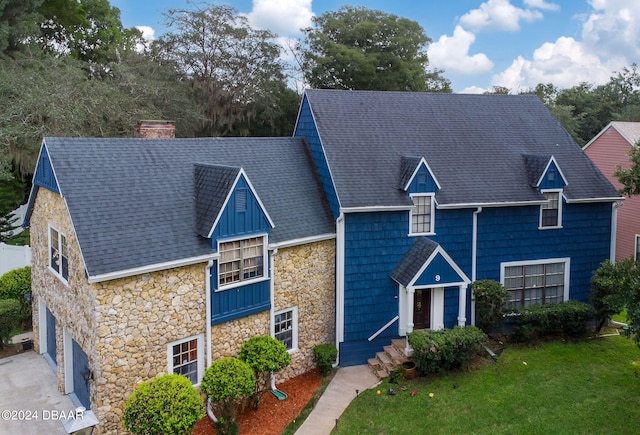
304, 89, 620, 208
194, 164, 241, 238
391, 237, 439, 286
43, 137, 334, 278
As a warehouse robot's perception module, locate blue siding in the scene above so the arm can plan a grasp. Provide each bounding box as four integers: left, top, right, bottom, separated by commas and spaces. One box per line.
406, 164, 439, 194
443, 286, 460, 328
210, 175, 271, 244
340, 335, 399, 367
475, 202, 612, 303
539, 160, 566, 190
294, 96, 340, 219
413, 253, 465, 287
211, 270, 270, 325
33, 145, 59, 193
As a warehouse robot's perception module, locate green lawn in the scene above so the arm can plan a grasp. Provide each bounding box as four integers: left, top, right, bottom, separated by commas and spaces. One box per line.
333, 336, 640, 434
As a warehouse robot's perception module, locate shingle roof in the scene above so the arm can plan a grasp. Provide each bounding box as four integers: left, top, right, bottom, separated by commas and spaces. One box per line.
304, 89, 620, 208
194, 164, 240, 238
398, 156, 422, 190
611, 121, 640, 146
522, 154, 552, 187
390, 237, 439, 286
42, 137, 334, 278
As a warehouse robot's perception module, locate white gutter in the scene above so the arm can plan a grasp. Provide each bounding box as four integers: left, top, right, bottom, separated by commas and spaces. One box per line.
88, 253, 219, 283
341, 205, 413, 213
268, 233, 335, 250
471, 207, 482, 326
335, 212, 345, 366
565, 197, 624, 203
205, 260, 213, 368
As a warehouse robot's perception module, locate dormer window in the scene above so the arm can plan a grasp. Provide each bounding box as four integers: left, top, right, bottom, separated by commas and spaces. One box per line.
410, 194, 435, 235
218, 235, 266, 287
540, 190, 562, 229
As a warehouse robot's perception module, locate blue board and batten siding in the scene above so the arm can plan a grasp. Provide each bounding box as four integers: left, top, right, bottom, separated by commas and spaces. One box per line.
294, 96, 340, 219
209, 175, 272, 325
24, 144, 59, 227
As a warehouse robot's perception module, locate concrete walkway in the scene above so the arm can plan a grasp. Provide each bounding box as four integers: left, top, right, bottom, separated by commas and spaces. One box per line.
295, 365, 380, 435
0, 350, 75, 435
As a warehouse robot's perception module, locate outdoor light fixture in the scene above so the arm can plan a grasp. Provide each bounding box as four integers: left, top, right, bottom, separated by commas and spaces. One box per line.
61, 407, 99, 435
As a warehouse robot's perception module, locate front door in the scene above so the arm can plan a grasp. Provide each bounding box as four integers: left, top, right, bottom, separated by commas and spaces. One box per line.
413, 289, 431, 329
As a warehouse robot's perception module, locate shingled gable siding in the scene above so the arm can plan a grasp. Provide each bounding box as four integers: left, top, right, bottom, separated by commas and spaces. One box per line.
406, 164, 439, 193
475, 202, 612, 303
209, 174, 272, 324
538, 160, 566, 190
294, 96, 340, 219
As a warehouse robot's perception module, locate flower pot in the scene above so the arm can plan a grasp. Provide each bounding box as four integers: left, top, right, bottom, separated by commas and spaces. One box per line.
21, 338, 33, 351
401, 361, 416, 380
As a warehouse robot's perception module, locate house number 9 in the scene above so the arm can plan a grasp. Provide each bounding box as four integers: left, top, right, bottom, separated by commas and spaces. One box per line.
435, 274, 441, 282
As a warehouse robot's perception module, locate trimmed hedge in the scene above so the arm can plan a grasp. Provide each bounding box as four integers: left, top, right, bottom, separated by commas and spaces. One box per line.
511, 300, 594, 342
0, 266, 31, 324
0, 299, 21, 349
407, 326, 487, 375
123, 374, 204, 435
313, 343, 337, 376
472, 279, 510, 334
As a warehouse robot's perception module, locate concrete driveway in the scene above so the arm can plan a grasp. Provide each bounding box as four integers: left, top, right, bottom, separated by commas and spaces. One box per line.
0, 350, 76, 435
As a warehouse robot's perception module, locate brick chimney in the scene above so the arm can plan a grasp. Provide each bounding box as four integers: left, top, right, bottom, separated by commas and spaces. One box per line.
134, 120, 176, 139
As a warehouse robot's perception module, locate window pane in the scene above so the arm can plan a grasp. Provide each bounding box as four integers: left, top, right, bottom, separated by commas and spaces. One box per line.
275, 311, 293, 350
172, 339, 198, 384
505, 262, 565, 308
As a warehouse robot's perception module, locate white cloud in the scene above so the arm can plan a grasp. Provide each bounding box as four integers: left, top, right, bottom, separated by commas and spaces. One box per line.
523, 0, 560, 11
135, 26, 154, 52
245, 0, 314, 36
428, 26, 494, 74
581, 0, 640, 61
459, 85, 488, 94
459, 0, 543, 32
491, 36, 614, 91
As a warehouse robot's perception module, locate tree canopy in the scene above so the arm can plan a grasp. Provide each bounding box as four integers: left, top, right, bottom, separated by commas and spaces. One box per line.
300, 6, 451, 92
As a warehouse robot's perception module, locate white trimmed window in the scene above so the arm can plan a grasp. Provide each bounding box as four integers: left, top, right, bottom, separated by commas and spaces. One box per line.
635, 235, 640, 261
540, 190, 562, 228
49, 226, 69, 281
218, 236, 265, 287
410, 194, 435, 235
274, 307, 298, 352
502, 259, 569, 308
168, 335, 204, 385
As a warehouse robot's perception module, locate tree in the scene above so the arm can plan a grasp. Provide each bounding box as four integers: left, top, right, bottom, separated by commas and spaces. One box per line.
614, 142, 640, 197
123, 374, 204, 435
238, 335, 290, 408
300, 6, 451, 92
153, 2, 290, 137
0, 0, 43, 55
590, 259, 629, 333
201, 357, 255, 435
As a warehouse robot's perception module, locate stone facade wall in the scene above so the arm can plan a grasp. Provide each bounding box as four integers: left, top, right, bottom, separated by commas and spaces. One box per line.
273, 239, 336, 382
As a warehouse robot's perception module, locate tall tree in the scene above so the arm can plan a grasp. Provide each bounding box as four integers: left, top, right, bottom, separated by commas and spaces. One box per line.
300, 6, 451, 92
0, 0, 43, 55
153, 2, 291, 137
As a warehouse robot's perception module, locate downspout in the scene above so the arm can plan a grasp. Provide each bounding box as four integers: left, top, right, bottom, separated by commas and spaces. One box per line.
269, 248, 278, 337
205, 260, 213, 368
334, 212, 345, 367
471, 207, 482, 326
611, 201, 622, 262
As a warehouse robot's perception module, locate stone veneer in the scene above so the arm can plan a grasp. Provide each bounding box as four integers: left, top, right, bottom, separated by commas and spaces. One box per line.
30, 187, 336, 434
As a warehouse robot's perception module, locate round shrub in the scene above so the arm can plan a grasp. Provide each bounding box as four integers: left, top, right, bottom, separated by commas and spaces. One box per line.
313, 343, 338, 376
0, 266, 32, 325
472, 279, 509, 334
123, 374, 204, 435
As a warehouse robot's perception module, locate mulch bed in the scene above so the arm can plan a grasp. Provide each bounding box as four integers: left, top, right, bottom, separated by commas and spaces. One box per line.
192, 368, 323, 435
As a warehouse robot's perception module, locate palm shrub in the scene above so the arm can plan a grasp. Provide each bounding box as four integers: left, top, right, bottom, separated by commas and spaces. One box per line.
238, 335, 291, 408
123, 373, 204, 435
408, 326, 487, 375
472, 279, 510, 334
0, 299, 20, 349
201, 357, 255, 435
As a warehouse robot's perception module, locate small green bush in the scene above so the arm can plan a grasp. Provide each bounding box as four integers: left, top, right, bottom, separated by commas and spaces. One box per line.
201, 357, 255, 434
472, 279, 510, 334
239, 335, 291, 408
0, 266, 32, 325
511, 300, 594, 342
123, 373, 204, 435
407, 326, 487, 375
0, 299, 21, 349
313, 343, 337, 376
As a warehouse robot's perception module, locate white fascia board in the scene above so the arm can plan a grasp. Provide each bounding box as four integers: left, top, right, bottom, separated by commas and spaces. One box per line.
341, 205, 413, 213
268, 233, 336, 250
536, 156, 568, 188
583, 122, 613, 150
437, 200, 545, 209
407, 245, 470, 288
87, 253, 220, 283
403, 157, 442, 191
565, 196, 625, 204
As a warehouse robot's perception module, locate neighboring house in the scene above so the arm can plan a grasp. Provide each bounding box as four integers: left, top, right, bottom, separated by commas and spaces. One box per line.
584, 122, 640, 261
24, 123, 336, 433
294, 90, 621, 366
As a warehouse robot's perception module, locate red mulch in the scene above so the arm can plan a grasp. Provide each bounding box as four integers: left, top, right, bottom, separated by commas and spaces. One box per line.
192, 369, 322, 435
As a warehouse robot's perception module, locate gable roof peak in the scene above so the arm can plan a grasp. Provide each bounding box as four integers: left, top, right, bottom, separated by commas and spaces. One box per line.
399, 155, 441, 191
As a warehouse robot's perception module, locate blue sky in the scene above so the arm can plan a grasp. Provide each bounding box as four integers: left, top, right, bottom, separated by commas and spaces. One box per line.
109, 0, 640, 93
